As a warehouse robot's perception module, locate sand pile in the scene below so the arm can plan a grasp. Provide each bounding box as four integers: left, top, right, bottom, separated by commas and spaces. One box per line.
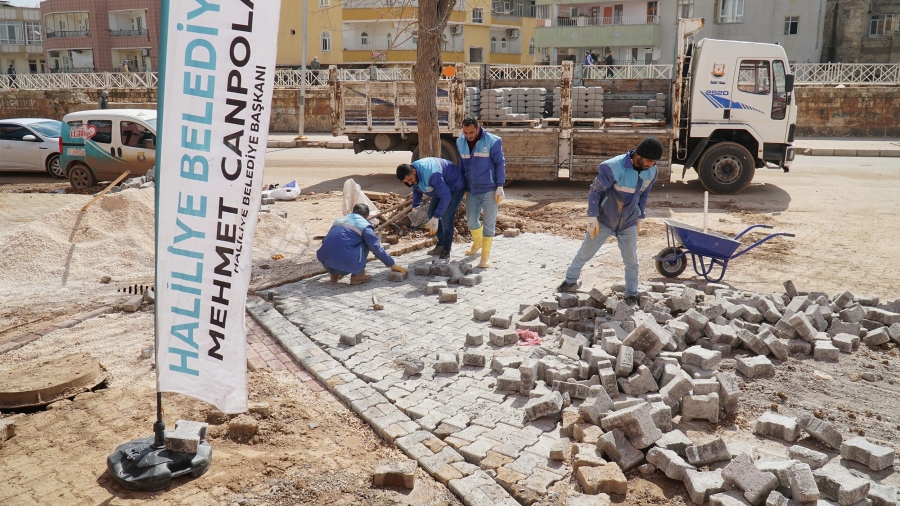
0, 188, 313, 291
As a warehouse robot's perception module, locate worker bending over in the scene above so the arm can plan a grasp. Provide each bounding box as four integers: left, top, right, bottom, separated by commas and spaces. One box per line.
396, 157, 466, 260
317, 203, 407, 284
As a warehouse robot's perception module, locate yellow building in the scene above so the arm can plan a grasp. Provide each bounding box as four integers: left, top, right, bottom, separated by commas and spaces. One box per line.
277, 0, 538, 67
0, 1, 45, 75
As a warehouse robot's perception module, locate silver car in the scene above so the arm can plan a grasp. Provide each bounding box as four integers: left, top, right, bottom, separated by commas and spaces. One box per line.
0, 118, 64, 178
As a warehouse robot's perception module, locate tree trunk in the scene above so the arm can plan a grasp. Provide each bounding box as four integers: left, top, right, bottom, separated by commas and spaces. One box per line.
413, 0, 456, 159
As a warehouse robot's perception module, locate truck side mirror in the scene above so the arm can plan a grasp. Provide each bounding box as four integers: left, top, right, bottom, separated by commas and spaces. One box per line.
785, 74, 795, 93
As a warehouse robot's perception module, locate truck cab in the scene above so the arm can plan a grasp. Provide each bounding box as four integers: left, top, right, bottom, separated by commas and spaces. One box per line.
680, 38, 797, 193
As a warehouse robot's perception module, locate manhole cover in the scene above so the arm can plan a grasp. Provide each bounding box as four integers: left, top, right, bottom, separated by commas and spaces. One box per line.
0, 354, 107, 409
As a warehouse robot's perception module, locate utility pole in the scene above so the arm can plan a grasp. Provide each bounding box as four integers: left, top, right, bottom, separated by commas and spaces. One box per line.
297, 0, 309, 140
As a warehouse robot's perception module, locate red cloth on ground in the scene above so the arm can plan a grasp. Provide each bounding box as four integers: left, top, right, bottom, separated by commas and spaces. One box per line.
516, 329, 542, 346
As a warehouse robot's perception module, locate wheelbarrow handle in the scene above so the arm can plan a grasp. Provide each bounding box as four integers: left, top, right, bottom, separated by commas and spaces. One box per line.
782, 233, 796, 237
759, 224, 774, 229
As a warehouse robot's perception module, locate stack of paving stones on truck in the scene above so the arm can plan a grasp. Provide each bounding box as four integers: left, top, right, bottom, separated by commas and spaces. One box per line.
630, 93, 666, 121
252, 233, 900, 506
554, 86, 604, 119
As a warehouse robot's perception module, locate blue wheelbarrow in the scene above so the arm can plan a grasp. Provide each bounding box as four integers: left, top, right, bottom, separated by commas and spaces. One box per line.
654, 219, 795, 283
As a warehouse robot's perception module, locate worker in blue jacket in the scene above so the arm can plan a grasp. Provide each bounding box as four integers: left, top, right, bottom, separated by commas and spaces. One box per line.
396, 157, 466, 260
456, 117, 505, 268
317, 203, 407, 284
557, 137, 662, 303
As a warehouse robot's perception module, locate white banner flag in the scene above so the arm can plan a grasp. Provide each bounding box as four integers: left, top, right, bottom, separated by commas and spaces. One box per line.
155, 0, 281, 413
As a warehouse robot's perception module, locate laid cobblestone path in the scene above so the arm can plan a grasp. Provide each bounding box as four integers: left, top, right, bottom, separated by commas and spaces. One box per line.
250, 233, 617, 505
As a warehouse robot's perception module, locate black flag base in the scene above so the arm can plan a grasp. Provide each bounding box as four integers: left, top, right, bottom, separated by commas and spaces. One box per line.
106, 436, 213, 491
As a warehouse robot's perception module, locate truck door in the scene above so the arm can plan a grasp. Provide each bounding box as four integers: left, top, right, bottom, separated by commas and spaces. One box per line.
117, 120, 156, 176
770, 60, 791, 140
729, 60, 772, 132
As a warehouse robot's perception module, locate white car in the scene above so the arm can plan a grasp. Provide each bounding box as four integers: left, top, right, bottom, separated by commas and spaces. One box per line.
0, 118, 64, 178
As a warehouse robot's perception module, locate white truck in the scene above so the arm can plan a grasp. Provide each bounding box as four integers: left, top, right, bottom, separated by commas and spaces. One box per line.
330, 19, 797, 194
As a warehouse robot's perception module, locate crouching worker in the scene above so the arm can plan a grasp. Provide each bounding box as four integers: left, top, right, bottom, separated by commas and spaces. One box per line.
316, 203, 407, 284
396, 157, 466, 260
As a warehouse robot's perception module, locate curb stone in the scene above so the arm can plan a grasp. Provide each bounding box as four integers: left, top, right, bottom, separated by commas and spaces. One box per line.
246, 297, 519, 505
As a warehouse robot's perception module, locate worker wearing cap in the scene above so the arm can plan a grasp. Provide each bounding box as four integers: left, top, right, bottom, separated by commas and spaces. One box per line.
457, 117, 506, 268
557, 137, 662, 303
317, 203, 406, 284
396, 157, 466, 260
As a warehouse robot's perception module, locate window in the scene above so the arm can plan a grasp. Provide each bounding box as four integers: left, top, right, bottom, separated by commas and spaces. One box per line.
501, 37, 507, 51
469, 46, 483, 63
361, 32, 368, 46
24, 21, 41, 45
530, 0, 536, 17
737, 60, 771, 95
869, 14, 900, 37
772, 60, 787, 120
528, 37, 535, 55
321, 31, 332, 52
0, 124, 34, 141
504, 0, 511, 13
88, 120, 112, 144
571, 7, 579, 17
386, 32, 392, 48
121, 121, 154, 148
678, 0, 693, 18
43, 12, 90, 37
647, 1, 658, 22
515, 0, 524, 16
718, 0, 743, 23
784, 16, 799, 35
473, 8, 483, 23
320, 0, 329, 6
0, 21, 24, 44
490, 37, 497, 52
536, 5, 549, 19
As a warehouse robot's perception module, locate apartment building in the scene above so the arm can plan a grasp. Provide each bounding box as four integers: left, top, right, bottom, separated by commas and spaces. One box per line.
276, 0, 538, 67
0, 1, 45, 75
40, 0, 160, 73
822, 0, 900, 62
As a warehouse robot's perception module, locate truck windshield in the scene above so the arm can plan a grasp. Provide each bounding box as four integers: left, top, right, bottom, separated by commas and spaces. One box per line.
772, 61, 787, 120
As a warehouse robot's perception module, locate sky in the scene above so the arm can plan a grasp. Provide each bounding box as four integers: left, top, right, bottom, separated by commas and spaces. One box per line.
6, 0, 41, 7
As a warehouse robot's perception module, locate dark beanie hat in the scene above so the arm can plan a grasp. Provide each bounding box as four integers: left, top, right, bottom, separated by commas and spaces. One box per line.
635, 137, 663, 160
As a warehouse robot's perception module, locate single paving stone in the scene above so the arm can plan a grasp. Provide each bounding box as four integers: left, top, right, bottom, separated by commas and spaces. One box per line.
387, 270, 406, 282
577, 462, 628, 495
404, 358, 425, 376
831, 333, 859, 353
683, 345, 723, 370
761, 331, 789, 361
722, 453, 779, 505
797, 413, 843, 450
426, 281, 448, 295
686, 438, 731, 466
788, 462, 820, 503
736, 355, 776, 379
709, 490, 753, 506
814, 340, 841, 361
439, 288, 458, 303
622, 321, 671, 359
578, 388, 614, 425
755, 412, 800, 442
566, 492, 612, 506
788, 445, 829, 470
655, 429, 693, 457
434, 353, 460, 374
340, 332, 364, 346
496, 369, 522, 392
615, 345, 635, 377
683, 469, 731, 505
813, 464, 871, 505
681, 392, 720, 424
600, 402, 662, 449
867, 482, 898, 506
462, 350, 490, 367
550, 437, 571, 461
841, 437, 896, 472
165, 419, 208, 453
524, 391, 564, 421
474, 307, 497, 322
490, 329, 519, 346
617, 365, 659, 396
864, 328, 891, 347
646, 447, 696, 480
764, 490, 788, 506
491, 314, 512, 329
597, 428, 644, 471
373, 460, 417, 489
466, 330, 485, 346
660, 369, 694, 407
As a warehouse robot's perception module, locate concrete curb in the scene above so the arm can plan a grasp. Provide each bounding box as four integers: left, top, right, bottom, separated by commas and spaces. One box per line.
0, 306, 115, 355
246, 297, 519, 506
266, 139, 354, 149
797, 147, 900, 157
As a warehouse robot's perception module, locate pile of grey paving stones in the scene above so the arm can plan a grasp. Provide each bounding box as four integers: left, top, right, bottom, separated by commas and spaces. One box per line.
453, 279, 899, 504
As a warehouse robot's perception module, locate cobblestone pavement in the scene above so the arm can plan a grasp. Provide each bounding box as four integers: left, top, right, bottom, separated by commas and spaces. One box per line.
250, 232, 618, 505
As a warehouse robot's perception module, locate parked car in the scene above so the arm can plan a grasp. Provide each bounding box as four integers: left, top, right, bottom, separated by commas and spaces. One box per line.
60, 109, 157, 189
0, 118, 64, 178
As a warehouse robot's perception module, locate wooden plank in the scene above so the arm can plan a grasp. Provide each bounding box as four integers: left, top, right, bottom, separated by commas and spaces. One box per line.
81, 170, 131, 212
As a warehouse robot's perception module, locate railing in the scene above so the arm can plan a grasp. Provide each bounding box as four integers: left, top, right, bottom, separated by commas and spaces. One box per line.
50, 67, 96, 74
554, 14, 658, 27
110, 29, 148, 37
341, 0, 466, 10
45, 30, 90, 38
274, 69, 330, 87
343, 36, 463, 52
490, 42, 522, 54
488, 65, 563, 80
0, 71, 158, 90
584, 64, 671, 79
793, 63, 900, 84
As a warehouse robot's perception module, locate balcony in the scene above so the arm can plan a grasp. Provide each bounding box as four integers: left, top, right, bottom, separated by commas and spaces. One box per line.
110, 29, 148, 37
46, 30, 91, 38
344, 35, 463, 52
535, 18, 658, 48
490, 41, 522, 54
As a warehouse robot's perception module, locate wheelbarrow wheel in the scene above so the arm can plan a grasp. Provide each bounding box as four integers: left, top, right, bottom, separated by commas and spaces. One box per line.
656, 247, 687, 278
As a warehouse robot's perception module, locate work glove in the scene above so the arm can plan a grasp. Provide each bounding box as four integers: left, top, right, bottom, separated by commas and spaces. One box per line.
494, 187, 505, 204
637, 218, 644, 235
390, 265, 407, 275
586, 217, 600, 240
425, 217, 440, 235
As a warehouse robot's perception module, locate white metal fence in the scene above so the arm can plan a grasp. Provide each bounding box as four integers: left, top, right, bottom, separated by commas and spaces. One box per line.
3, 63, 900, 90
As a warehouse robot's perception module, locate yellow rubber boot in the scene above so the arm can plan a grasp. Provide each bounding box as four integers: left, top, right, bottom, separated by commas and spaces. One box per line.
466, 226, 484, 255
479, 236, 493, 268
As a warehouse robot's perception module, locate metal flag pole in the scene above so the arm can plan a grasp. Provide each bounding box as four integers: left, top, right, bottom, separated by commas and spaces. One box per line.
297, 0, 309, 140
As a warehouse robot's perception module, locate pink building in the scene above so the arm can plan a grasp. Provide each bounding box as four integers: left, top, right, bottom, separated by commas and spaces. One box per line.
40, 0, 160, 73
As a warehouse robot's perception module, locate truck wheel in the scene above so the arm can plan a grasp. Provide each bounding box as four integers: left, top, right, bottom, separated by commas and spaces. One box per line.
697, 142, 756, 194
69, 163, 96, 190
411, 139, 460, 166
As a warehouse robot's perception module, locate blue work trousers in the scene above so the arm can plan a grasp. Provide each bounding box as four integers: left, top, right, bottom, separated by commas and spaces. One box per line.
427, 188, 466, 252
564, 221, 640, 296
465, 191, 499, 237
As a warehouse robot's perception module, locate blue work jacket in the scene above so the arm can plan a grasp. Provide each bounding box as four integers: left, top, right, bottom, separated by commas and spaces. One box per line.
587, 150, 658, 233
316, 213, 394, 275
411, 157, 466, 218
456, 128, 506, 195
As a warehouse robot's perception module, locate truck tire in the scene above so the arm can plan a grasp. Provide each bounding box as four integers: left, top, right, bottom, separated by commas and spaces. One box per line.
69, 163, 97, 190
697, 142, 756, 194
411, 138, 460, 166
